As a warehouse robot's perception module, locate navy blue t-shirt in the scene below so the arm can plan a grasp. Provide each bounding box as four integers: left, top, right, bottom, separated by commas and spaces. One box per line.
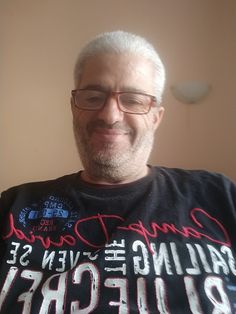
0, 167, 236, 313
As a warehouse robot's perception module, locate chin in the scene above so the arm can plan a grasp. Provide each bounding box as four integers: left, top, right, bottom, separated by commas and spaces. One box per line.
92, 154, 125, 168
88, 161, 133, 183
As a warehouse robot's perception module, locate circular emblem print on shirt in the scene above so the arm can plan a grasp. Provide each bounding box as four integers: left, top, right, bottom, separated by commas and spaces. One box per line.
18, 195, 79, 232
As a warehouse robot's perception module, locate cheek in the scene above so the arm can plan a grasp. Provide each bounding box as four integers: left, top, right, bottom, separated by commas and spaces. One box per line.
133, 115, 155, 132
124, 116, 151, 140
73, 110, 93, 127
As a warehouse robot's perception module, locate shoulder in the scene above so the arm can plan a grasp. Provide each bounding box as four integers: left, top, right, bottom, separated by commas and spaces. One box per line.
153, 166, 234, 183
152, 166, 236, 197
0, 172, 79, 204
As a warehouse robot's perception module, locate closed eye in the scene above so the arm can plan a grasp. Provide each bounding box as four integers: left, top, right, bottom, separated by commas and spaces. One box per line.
85, 96, 104, 103
121, 94, 146, 105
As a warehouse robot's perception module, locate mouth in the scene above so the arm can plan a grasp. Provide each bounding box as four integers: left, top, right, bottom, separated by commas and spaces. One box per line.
86, 120, 132, 144
94, 127, 128, 135
91, 127, 129, 142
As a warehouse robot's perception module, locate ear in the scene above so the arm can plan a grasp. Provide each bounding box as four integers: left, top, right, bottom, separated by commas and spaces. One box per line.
71, 97, 76, 114
152, 106, 164, 131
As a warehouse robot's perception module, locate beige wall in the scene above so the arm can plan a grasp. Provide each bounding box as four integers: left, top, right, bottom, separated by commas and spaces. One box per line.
1, 0, 235, 192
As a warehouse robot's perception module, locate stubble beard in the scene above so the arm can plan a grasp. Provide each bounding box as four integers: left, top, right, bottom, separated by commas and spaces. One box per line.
73, 121, 154, 183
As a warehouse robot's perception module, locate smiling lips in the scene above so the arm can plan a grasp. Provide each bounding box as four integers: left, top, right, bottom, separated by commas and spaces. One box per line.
91, 127, 129, 142
94, 127, 128, 135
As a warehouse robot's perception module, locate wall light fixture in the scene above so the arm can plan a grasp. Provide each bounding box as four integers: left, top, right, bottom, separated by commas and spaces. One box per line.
171, 81, 211, 104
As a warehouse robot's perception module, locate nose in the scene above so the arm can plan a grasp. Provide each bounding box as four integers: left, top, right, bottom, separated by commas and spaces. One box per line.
96, 94, 124, 124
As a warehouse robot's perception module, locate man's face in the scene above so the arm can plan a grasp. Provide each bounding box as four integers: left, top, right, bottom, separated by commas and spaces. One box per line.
71, 53, 164, 183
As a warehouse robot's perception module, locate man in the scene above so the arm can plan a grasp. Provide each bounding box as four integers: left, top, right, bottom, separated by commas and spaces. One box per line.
0, 31, 236, 314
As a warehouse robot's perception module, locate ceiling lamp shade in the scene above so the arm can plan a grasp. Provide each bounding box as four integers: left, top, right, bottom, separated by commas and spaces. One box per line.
171, 81, 211, 104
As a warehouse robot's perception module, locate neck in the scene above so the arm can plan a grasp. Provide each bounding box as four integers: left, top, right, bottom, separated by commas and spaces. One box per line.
81, 165, 150, 185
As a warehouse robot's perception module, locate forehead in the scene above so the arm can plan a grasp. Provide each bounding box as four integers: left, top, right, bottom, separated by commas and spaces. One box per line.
78, 53, 155, 93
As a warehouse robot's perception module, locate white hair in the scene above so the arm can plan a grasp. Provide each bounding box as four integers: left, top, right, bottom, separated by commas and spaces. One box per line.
74, 30, 166, 104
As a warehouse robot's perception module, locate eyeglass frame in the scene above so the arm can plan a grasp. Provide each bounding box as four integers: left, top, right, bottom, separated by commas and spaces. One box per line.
71, 89, 158, 115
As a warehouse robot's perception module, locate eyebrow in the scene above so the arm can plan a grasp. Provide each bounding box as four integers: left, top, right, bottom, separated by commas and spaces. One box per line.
79, 84, 108, 91
79, 84, 148, 94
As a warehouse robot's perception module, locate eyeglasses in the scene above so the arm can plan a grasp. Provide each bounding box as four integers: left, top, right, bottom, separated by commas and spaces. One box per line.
71, 89, 157, 114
